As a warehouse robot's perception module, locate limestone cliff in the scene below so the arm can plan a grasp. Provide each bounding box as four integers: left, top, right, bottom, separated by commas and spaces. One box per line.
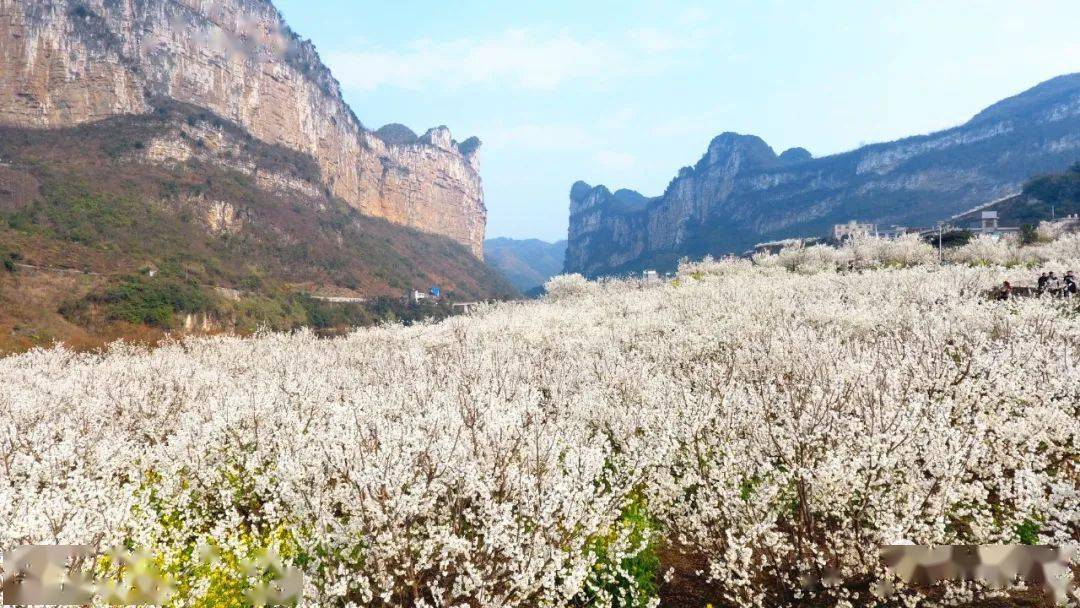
0, 0, 486, 257
566, 73, 1080, 276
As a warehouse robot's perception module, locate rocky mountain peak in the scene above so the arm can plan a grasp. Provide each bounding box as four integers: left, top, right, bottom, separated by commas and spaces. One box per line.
420, 126, 455, 151
612, 189, 650, 209
457, 136, 482, 172
374, 123, 419, 145
697, 132, 778, 173
568, 181, 615, 216
570, 180, 597, 204
779, 147, 813, 163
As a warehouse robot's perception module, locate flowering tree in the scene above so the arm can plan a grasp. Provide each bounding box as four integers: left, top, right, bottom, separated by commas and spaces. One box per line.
1, 237, 1078, 607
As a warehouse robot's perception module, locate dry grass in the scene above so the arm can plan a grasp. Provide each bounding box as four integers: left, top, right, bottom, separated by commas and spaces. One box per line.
0, 267, 180, 354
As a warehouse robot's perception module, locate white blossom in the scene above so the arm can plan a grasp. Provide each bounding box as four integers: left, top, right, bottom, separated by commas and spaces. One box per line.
1, 236, 1078, 607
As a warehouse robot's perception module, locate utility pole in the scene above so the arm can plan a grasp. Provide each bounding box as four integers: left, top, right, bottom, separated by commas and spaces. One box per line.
937, 221, 944, 262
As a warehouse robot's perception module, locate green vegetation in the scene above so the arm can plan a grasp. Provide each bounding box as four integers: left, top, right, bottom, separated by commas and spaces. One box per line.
1023, 161, 1080, 207
457, 136, 481, 157
298, 294, 453, 330
576, 493, 661, 608
1019, 223, 1038, 245
1, 249, 18, 273
121, 464, 304, 608
57, 271, 210, 328
1014, 518, 1041, 545
0, 106, 517, 352
926, 229, 973, 249
224, 293, 309, 333
974, 162, 1080, 226
374, 123, 419, 146
61, 272, 461, 334
6, 177, 137, 245
96, 274, 211, 327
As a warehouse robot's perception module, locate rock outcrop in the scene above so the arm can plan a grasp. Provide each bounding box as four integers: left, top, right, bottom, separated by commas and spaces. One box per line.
566, 73, 1080, 276
0, 0, 486, 257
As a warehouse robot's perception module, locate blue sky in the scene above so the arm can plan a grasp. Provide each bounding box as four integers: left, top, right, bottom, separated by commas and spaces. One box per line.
273, 0, 1079, 242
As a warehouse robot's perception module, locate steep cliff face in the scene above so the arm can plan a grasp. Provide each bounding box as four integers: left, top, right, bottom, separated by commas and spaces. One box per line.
566, 74, 1080, 276
0, 0, 486, 257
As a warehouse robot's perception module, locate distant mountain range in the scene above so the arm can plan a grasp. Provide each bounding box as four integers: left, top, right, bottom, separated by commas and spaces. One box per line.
484, 238, 567, 294
566, 73, 1080, 276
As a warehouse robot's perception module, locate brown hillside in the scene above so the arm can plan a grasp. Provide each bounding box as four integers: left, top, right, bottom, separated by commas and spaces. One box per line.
0, 103, 517, 354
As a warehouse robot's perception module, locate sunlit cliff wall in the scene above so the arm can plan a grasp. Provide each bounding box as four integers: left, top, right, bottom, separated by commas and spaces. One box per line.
0, 0, 486, 257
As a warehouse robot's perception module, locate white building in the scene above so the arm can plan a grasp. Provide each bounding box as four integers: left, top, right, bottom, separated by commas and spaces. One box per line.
972, 210, 1018, 236
833, 221, 877, 241
878, 225, 911, 240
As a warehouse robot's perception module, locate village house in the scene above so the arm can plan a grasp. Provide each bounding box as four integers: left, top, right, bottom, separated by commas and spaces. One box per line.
832, 221, 877, 241
970, 211, 1019, 237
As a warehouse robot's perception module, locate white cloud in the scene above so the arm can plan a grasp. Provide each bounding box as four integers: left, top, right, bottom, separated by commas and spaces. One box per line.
323, 20, 726, 95
325, 29, 627, 93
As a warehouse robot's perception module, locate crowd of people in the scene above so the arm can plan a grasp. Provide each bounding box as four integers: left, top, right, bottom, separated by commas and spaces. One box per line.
1037, 270, 1078, 295
998, 270, 1078, 300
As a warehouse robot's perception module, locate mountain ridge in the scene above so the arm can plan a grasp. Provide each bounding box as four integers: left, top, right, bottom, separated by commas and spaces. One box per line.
565, 73, 1080, 276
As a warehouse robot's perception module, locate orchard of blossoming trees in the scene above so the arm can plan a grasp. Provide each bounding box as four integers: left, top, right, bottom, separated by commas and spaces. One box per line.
1, 235, 1078, 607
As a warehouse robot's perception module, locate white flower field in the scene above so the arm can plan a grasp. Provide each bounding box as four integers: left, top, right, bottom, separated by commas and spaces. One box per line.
2, 235, 1078, 607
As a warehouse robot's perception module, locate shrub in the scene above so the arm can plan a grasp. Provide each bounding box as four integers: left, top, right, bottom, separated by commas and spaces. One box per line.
1019, 223, 1038, 246
576, 493, 661, 608
87, 274, 213, 327
946, 234, 1034, 266
753, 234, 936, 273
936, 229, 973, 248
296, 294, 373, 330
544, 273, 594, 300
